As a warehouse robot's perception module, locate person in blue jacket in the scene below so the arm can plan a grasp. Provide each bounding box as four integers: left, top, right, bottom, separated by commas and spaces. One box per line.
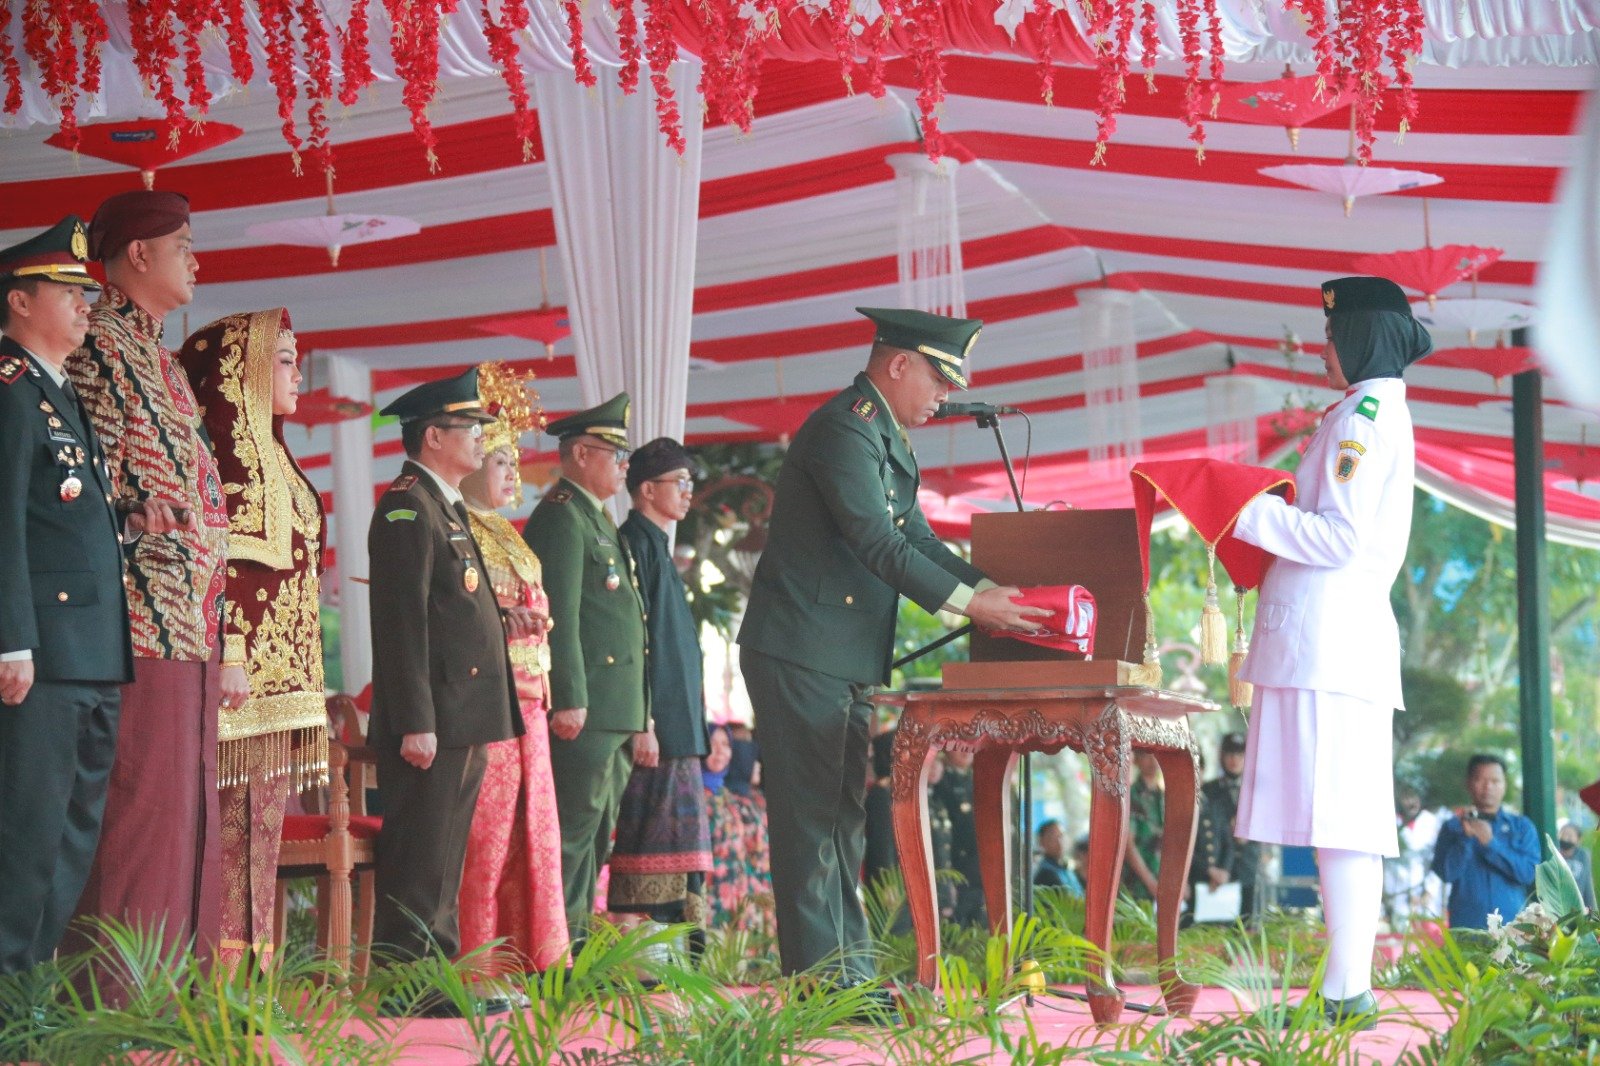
1432, 754, 1540, 929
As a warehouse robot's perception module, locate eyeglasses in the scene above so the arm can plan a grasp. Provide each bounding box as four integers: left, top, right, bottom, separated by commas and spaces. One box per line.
435, 421, 484, 439
582, 442, 631, 467
649, 476, 694, 492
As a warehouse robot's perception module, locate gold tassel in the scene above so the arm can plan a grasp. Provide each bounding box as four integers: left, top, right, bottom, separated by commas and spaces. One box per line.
1199, 547, 1227, 666
1229, 585, 1253, 710
1129, 589, 1164, 688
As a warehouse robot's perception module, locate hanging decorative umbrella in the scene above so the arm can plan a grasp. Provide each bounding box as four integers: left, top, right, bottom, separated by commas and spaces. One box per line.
1550, 449, 1600, 490
1352, 200, 1502, 308
474, 249, 572, 358
1414, 299, 1535, 345
46, 119, 243, 188
1212, 66, 1351, 150
1426, 346, 1538, 390
283, 387, 373, 428
244, 170, 420, 267
1259, 160, 1443, 217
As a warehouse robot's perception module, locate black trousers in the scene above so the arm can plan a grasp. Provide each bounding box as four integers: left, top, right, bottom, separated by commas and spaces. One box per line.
373, 744, 488, 962
0, 679, 120, 974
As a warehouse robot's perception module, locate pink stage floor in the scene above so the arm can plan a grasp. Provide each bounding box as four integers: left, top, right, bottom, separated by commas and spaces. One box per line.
370, 985, 1446, 1064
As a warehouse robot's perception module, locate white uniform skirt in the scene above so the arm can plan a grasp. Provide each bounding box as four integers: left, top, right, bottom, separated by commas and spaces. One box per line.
1235, 686, 1400, 858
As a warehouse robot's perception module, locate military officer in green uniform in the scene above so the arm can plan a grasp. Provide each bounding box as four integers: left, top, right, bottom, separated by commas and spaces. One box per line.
521, 394, 649, 944
737, 307, 1046, 984
0, 218, 133, 975
367, 368, 522, 1006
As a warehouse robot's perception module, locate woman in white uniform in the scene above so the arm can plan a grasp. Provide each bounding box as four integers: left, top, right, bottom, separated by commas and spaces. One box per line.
1231, 275, 1433, 1026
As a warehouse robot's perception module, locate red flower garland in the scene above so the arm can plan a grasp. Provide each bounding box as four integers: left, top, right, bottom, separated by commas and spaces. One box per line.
616, 0, 644, 95
339, 0, 376, 106
23, 0, 82, 147
1030, 0, 1059, 106
642, 0, 686, 154
483, 0, 537, 160
296, 0, 339, 175
562, 0, 597, 90
177, 1, 213, 115
384, 0, 457, 169
0, 1, 21, 117
258, 0, 305, 170
1176, 0, 1205, 154
219, 0, 255, 86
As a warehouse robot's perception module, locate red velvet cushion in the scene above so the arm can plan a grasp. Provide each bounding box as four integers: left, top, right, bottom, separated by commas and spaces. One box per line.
281, 813, 382, 843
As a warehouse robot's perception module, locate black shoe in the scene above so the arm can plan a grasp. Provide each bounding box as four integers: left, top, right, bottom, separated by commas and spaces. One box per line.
1323, 990, 1379, 1031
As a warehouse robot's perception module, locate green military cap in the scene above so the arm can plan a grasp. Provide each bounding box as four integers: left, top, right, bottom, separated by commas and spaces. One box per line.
379, 366, 497, 423
1321, 276, 1413, 317
857, 306, 982, 390
544, 392, 631, 449
0, 216, 99, 288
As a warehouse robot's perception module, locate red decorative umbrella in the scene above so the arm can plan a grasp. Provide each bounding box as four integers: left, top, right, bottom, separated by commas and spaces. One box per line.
474, 249, 571, 358
46, 119, 243, 188
283, 387, 373, 428
1551, 450, 1600, 489
1427, 346, 1538, 389
475, 309, 571, 359
1353, 245, 1503, 307
1212, 68, 1351, 150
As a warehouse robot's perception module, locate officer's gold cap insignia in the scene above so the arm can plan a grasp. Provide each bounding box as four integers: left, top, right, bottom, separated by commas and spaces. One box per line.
70, 222, 89, 261
1323, 288, 1336, 311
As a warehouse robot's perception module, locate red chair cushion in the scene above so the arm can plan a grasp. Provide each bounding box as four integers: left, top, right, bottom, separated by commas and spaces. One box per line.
281, 813, 382, 843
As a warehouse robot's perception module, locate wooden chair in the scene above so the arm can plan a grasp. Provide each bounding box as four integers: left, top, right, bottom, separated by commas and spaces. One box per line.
273, 694, 381, 977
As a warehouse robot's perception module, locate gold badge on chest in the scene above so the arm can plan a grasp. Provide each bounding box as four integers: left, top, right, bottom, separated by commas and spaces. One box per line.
464, 565, 480, 593
59, 474, 83, 502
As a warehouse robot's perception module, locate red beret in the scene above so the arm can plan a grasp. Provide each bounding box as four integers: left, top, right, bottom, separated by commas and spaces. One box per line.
88, 190, 190, 261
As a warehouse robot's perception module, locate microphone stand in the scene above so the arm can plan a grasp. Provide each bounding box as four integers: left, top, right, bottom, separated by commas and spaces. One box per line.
974, 411, 1036, 986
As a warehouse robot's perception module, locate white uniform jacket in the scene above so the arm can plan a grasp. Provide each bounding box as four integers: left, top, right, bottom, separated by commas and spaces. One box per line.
1232, 377, 1413, 708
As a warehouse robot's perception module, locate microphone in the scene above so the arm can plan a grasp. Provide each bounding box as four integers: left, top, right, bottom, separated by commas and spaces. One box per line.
932, 401, 1021, 420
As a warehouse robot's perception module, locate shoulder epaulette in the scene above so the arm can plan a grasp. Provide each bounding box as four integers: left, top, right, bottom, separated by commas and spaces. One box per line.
0, 355, 25, 385
389, 473, 418, 492
850, 396, 878, 424
546, 488, 573, 504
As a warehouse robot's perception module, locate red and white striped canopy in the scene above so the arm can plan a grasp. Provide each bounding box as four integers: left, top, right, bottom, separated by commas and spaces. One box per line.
4, 18, 1598, 546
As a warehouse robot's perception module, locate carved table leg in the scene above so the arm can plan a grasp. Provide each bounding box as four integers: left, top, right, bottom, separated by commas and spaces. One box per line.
1150, 743, 1201, 1016
972, 747, 1018, 941
1084, 759, 1131, 1023
891, 725, 940, 987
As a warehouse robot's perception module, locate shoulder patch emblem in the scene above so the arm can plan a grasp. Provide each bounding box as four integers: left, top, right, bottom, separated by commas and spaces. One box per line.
390, 473, 418, 492
1356, 395, 1381, 421
385, 508, 418, 522
1337, 439, 1367, 456
0, 356, 24, 385
1334, 446, 1362, 482
851, 396, 877, 423
547, 488, 573, 504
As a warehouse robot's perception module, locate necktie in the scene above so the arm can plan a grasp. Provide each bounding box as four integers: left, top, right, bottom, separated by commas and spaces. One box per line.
60, 375, 78, 406
453, 500, 471, 528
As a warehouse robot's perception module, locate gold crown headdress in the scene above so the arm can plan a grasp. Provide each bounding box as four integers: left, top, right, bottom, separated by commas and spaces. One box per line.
476, 361, 546, 504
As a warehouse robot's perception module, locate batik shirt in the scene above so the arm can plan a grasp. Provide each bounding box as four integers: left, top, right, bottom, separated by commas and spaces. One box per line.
67, 285, 228, 659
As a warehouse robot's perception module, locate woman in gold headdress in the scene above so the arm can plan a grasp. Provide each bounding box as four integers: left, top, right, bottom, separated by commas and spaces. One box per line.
455, 362, 569, 972
178, 309, 328, 968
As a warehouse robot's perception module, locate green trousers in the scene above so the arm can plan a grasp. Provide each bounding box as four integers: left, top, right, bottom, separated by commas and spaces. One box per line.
549, 727, 634, 941
740, 647, 874, 980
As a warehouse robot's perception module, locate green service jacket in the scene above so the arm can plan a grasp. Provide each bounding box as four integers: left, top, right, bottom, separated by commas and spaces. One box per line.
738, 373, 985, 684
366, 461, 521, 750
0, 337, 133, 684
522, 477, 649, 733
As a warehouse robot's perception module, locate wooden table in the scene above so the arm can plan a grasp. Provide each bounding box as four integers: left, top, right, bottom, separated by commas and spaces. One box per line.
872, 684, 1219, 1023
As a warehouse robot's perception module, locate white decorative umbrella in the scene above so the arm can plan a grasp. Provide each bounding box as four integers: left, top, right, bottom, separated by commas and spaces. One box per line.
244, 171, 421, 267
1414, 298, 1535, 345
1258, 160, 1443, 217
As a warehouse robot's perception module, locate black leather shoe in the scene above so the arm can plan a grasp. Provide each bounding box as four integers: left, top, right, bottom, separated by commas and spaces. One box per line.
842, 985, 902, 1026
377, 993, 509, 1019
1324, 990, 1379, 1031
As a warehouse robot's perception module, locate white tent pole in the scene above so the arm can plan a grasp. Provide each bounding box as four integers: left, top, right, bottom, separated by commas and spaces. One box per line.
326, 352, 375, 697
